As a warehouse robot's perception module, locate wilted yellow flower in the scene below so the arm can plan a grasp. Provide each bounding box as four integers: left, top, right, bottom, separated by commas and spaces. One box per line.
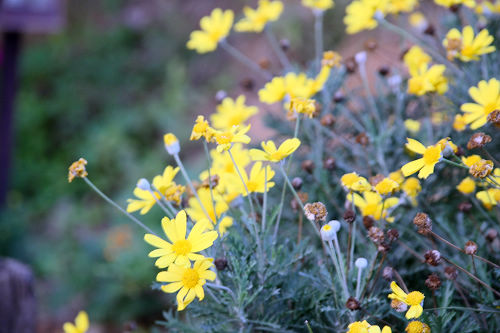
453, 114, 467, 131
405, 321, 431, 333
407, 64, 448, 96
157, 258, 216, 311
344, 0, 389, 34
341, 172, 372, 192
404, 46, 431, 74
476, 188, 500, 209
302, 0, 334, 11
144, 210, 218, 268
63, 311, 89, 333
235, 0, 283, 33
214, 125, 251, 152
401, 138, 442, 179
457, 177, 476, 194
68, 158, 88, 183
152, 166, 185, 205
404, 119, 421, 134
187, 9, 234, 53
443, 26, 495, 62
469, 159, 494, 178
460, 78, 500, 129
190, 115, 215, 142
211, 95, 258, 131
321, 50, 342, 68
434, 0, 475, 8
349, 191, 398, 220
250, 138, 301, 162
388, 281, 425, 319
289, 98, 316, 118
375, 178, 399, 195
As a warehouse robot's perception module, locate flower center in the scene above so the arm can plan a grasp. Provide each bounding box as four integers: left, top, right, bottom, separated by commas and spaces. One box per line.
246, 180, 258, 192
182, 268, 200, 289
269, 151, 284, 161
216, 132, 233, 145
423, 146, 441, 164
406, 291, 424, 305
172, 239, 192, 255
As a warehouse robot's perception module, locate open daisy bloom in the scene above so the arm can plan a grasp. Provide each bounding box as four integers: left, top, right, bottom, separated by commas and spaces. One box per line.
214, 124, 251, 152
347, 320, 392, 333
144, 210, 218, 268
443, 25, 495, 62
239, 162, 275, 195
341, 172, 372, 192
211, 95, 258, 131
460, 78, 500, 129
63, 311, 89, 333
388, 281, 425, 319
187, 8, 234, 53
401, 138, 442, 179
405, 320, 431, 333
348, 191, 398, 220
157, 258, 216, 311
235, 0, 283, 33
250, 138, 301, 162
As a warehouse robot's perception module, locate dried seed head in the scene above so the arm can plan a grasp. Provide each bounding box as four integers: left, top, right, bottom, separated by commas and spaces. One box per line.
304, 202, 328, 222
424, 24, 435, 35
444, 266, 458, 280
259, 58, 271, 70
301, 160, 315, 174
214, 258, 228, 271
343, 209, 356, 223
378, 65, 390, 76
333, 90, 345, 103
469, 159, 494, 178
391, 299, 408, 312
424, 249, 441, 266
485, 228, 498, 242
68, 158, 88, 183
413, 212, 432, 235
487, 110, 500, 127
291, 192, 308, 211
346, 297, 361, 311
323, 157, 336, 170
320, 114, 336, 127
291, 177, 303, 190
378, 243, 391, 253
464, 240, 478, 255
386, 229, 399, 242
425, 274, 441, 290
467, 132, 492, 150
455, 146, 465, 156
363, 216, 375, 230
240, 78, 255, 91
355, 133, 370, 146
382, 266, 393, 281
368, 227, 385, 244
458, 201, 472, 213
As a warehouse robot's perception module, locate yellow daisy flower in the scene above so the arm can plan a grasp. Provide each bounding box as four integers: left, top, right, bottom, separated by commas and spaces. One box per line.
347, 320, 392, 333
405, 321, 431, 333
402, 177, 421, 206
211, 95, 258, 131
348, 191, 399, 220
453, 114, 467, 131
401, 138, 442, 179
187, 8, 234, 54
218, 216, 234, 236
375, 178, 399, 195
407, 64, 448, 96
157, 258, 216, 311
388, 281, 425, 319
240, 162, 275, 195
341, 172, 372, 192
404, 119, 421, 134
190, 115, 215, 142
63, 311, 89, 333
476, 188, 500, 209
457, 177, 476, 194
144, 210, 218, 268
127, 187, 160, 215
214, 124, 251, 152
235, 0, 283, 33
186, 187, 229, 225
249, 138, 301, 162
443, 26, 495, 62
288, 97, 316, 118
434, 0, 475, 9
152, 166, 185, 205
403, 46, 431, 75
462, 154, 481, 167
388, 0, 417, 13
302, 0, 334, 11
344, 0, 389, 34
389, 170, 405, 189
460, 78, 500, 129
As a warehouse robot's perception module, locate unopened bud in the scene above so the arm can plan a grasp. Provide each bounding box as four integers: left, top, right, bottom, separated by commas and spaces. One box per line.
425, 274, 441, 290
444, 266, 457, 280
214, 258, 228, 271
424, 249, 441, 266
301, 160, 315, 174
346, 297, 360, 311
136, 178, 151, 191
464, 240, 478, 255
323, 157, 336, 170
292, 177, 303, 190
343, 209, 356, 223
382, 266, 393, 281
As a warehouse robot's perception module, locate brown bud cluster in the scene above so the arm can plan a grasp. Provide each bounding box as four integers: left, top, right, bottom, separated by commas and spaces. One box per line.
467, 132, 492, 149
320, 114, 336, 127
386, 229, 399, 242
302, 160, 315, 174
333, 90, 345, 103
485, 228, 498, 242
323, 157, 336, 170
304, 202, 328, 221
469, 159, 494, 178
425, 274, 441, 290
292, 177, 303, 190
444, 266, 458, 280
368, 227, 384, 244
464, 240, 478, 255
413, 212, 432, 235
458, 201, 472, 213
346, 297, 361, 311
363, 216, 375, 230
343, 209, 356, 223
355, 133, 370, 146
424, 249, 441, 266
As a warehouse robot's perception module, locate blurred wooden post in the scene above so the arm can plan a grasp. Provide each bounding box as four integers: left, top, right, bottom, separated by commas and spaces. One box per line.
0, 0, 65, 207
0, 258, 36, 333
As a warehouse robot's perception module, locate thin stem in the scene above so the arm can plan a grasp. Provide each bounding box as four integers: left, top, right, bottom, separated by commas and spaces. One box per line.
264, 26, 291, 70
442, 158, 469, 170
355, 267, 363, 299
206, 282, 235, 299
151, 184, 178, 216
147, 189, 174, 218
203, 141, 218, 226
349, 193, 356, 271
332, 234, 348, 292
228, 148, 255, 218
314, 10, 323, 72
443, 257, 500, 297
262, 164, 268, 233
173, 153, 214, 224
83, 177, 157, 236
327, 239, 350, 299
220, 41, 272, 80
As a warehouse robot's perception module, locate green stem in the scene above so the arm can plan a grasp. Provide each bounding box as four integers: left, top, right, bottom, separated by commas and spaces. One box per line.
220, 41, 272, 80
203, 141, 218, 226
265, 26, 291, 70
314, 10, 324, 73
228, 148, 255, 218
262, 164, 269, 233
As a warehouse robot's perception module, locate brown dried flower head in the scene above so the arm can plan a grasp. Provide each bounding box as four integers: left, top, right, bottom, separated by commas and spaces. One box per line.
467, 132, 492, 149
425, 274, 441, 290
343, 209, 356, 223
368, 226, 385, 244
413, 212, 432, 234
323, 157, 336, 170
320, 114, 336, 127
68, 158, 88, 183
424, 249, 441, 266
355, 132, 370, 146
304, 202, 328, 221
202, 174, 220, 188
291, 177, 303, 190
214, 258, 228, 271
485, 228, 498, 242
333, 90, 345, 103
363, 216, 375, 230
487, 109, 500, 127
391, 299, 408, 312
469, 159, 494, 178
464, 240, 478, 255
386, 229, 399, 242
345, 297, 361, 311
444, 266, 458, 280
301, 160, 315, 174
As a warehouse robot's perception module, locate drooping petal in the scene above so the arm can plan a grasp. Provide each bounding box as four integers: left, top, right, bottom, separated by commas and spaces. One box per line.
401, 159, 425, 177
161, 281, 183, 293
406, 305, 423, 319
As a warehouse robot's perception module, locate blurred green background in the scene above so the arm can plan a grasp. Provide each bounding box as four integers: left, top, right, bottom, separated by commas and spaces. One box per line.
0, 0, 346, 331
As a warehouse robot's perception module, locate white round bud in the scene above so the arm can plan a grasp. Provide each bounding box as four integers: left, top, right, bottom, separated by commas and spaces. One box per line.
328, 220, 341, 233
355, 257, 368, 269
354, 51, 367, 65
137, 178, 151, 191
320, 224, 335, 241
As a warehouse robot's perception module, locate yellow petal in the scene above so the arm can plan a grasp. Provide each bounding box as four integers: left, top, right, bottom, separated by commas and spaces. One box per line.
406, 138, 426, 154
401, 159, 425, 177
